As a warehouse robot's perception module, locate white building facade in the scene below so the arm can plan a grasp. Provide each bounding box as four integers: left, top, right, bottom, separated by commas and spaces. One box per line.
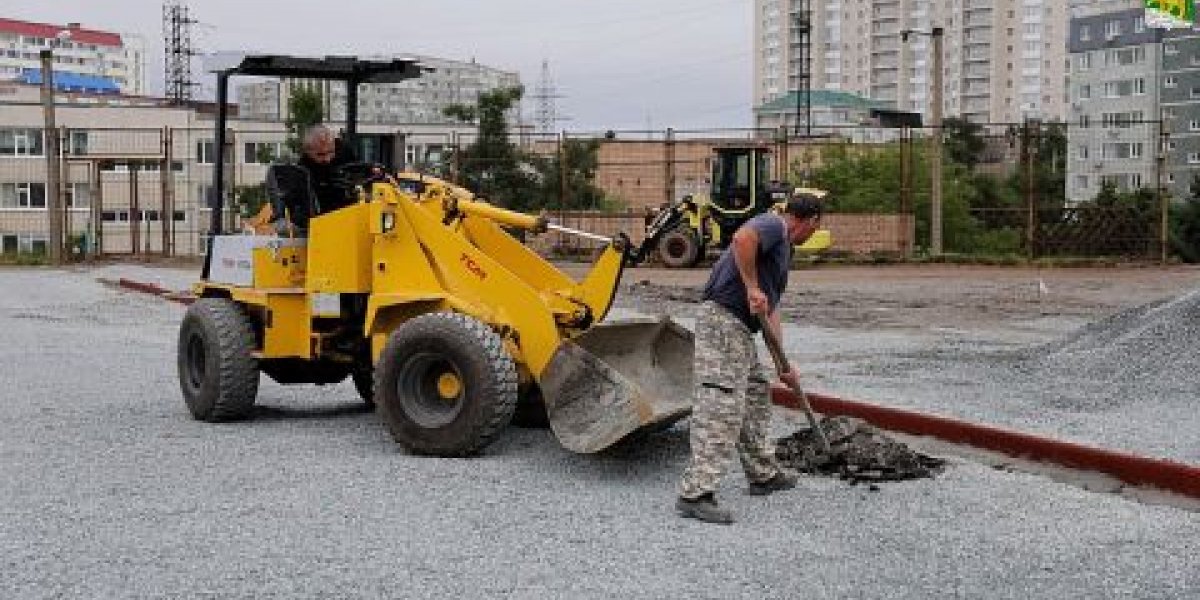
0, 18, 145, 95
237, 54, 521, 125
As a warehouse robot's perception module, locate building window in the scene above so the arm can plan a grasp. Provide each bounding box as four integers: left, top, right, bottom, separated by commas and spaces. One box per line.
67, 131, 89, 156
243, 142, 283, 164
0, 129, 45, 157
1075, 175, 1089, 189
0, 233, 47, 255
1078, 84, 1091, 100
65, 183, 91, 208
196, 140, 216, 164
1079, 25, 1091, 41
0, 182, 47, 209
1077, 145, 1090, 160
1166, 42, 1179, 55
1166, 76, 1178, 88
1105, 20, 1121, 39
1076, 53, 1091, 71
1134, 16, 1146, 33
1188, 152, 1200, 164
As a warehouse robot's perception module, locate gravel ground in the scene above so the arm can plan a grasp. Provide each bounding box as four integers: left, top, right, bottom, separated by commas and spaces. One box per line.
1, 264, 1198, 599
621, 265, 1200, 465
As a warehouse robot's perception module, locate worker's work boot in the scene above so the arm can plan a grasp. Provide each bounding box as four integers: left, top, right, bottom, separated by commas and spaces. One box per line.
675, 493, 734, 524
747, 471, 799, 496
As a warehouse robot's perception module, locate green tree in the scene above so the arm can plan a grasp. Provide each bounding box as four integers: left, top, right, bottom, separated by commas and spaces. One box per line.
285, 85, 324, 157
443, 86, 541, 211
1170, 175, 1200, 262
943, 117, 987, 170
530, 138, 617, 211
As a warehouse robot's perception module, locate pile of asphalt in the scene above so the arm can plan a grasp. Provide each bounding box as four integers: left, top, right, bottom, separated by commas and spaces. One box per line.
776, 416, 946, 485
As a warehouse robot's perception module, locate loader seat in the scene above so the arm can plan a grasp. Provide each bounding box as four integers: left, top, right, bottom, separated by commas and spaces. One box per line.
265, 164, 318, 234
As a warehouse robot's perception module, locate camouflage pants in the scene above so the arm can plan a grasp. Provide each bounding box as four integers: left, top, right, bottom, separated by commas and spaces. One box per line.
678, 301, 782, 499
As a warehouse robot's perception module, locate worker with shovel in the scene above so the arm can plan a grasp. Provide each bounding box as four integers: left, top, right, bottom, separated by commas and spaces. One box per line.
675, 194, 824, 524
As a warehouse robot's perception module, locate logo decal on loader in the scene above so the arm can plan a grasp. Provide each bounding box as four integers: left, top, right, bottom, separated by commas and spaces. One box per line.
461, 253, 487, 280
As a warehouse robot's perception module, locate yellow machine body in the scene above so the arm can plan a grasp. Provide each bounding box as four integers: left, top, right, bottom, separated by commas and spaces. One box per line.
193, 172, 677, 453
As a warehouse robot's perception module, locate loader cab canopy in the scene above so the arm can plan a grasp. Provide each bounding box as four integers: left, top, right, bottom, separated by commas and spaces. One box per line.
203, 54, 427, 278
710, 146, 772, 213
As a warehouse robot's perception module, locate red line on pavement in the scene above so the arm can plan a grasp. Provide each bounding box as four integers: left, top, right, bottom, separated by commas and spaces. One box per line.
772, 385, 1200, 500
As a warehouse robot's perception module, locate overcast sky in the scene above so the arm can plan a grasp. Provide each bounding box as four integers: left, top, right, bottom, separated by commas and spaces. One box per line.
12, 0, 753, 131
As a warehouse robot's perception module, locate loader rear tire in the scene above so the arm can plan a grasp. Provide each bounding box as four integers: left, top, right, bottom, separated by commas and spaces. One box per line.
375, 313, 518, 456
177, 298, 259, 422
658, 227, 701, 268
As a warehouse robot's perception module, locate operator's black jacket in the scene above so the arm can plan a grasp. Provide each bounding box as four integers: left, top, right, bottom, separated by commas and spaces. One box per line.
265, 141, 357, 232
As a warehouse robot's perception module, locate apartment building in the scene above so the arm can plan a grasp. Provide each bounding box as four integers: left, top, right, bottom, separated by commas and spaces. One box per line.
237, 54, 521, 125
1065, 3, 1158, 203
1065, 0, 1200, 204
0, 18, 145, 95
754, 0, 1069, 126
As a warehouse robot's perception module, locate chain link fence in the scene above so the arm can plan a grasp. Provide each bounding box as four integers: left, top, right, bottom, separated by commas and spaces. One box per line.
0, 121, 1173, 262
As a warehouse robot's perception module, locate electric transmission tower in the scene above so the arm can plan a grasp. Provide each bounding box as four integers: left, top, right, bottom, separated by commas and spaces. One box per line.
163, 1, 197, 105
531, 59, 568, 136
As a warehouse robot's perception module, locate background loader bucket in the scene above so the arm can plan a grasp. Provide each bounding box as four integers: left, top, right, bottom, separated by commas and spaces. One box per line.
539, 317, 694, 453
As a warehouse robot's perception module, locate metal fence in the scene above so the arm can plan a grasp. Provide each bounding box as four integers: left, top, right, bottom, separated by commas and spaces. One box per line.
0, 121, 1175, 262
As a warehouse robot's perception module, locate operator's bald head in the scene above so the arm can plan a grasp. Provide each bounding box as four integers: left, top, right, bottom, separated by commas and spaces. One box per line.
303, 125, 336, 164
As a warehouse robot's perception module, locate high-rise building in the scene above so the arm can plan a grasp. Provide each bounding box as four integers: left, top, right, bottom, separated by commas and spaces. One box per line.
754, 0, 1070, 126
237, 54, 521, 125
0, 18, 145, 95
1065, 1, 1157, 204
1066, 0, 1200, 204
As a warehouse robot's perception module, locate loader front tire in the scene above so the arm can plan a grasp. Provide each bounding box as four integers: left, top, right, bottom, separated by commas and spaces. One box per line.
375, 313, 518, 456
177, 298, 259, 422
658, 227, 702, 268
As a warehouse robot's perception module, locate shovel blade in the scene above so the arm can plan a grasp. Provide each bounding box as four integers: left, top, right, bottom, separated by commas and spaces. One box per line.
539, 317, 694, 453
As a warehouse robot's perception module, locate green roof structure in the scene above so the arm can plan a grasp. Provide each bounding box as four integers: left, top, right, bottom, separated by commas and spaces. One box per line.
754, 90, 891, 113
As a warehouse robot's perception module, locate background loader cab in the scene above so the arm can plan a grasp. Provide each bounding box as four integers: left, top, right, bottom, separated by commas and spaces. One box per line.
633, 145, 828, 268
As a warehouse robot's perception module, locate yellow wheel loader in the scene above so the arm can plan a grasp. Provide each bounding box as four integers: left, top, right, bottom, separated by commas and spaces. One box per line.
631, 145, 832, 267
178, 56, 692, 456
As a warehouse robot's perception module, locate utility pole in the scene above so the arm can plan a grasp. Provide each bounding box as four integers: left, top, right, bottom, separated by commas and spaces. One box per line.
930, 27, 945, 256
901, 26, 945, 255
40, 49, 63, 266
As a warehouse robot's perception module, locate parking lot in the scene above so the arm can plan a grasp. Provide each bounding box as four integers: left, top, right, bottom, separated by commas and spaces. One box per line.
1, 263, 1197, 599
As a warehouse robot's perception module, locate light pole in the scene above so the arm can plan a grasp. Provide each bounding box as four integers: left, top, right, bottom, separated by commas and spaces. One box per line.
902, 26, 945, 255
40, 29, 71, 265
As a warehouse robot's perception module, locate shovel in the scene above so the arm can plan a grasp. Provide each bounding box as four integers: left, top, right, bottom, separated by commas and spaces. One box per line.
758, 314, 832, 454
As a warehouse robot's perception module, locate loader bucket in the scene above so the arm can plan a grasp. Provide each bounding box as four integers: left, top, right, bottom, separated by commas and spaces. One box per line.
539, 317, 694, 453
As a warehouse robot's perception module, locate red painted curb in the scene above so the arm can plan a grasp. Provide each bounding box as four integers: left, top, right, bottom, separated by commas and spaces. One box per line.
117, 278, 170, 296
116, 278, 195, 305
772, 385, 1200, 500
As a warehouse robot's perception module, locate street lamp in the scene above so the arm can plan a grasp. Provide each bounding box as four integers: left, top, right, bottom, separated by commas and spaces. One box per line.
901, 26, 945, 256
40, 28, 72, 265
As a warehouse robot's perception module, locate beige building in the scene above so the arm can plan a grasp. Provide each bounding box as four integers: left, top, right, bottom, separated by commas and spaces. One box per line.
0, 84, 475, 257
754, 0, 1070, 125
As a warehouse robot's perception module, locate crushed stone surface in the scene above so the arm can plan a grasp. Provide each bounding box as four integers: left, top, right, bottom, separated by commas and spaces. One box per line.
1, 263, 1197, 599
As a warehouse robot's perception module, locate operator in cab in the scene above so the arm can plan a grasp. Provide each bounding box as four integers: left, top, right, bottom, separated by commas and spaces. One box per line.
265, 124, 358, 236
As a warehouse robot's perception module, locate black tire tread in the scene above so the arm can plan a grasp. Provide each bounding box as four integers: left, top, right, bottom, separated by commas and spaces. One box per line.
375, 312, 518, 456
179, 298, 259, 421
